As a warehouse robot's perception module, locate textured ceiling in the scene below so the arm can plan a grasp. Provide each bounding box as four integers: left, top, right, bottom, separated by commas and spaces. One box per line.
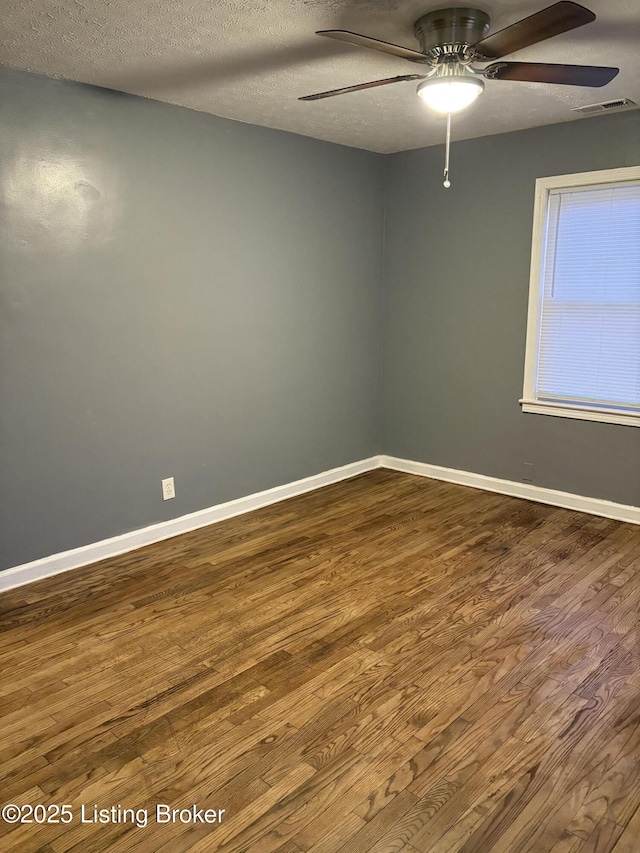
3, 0, 639, 152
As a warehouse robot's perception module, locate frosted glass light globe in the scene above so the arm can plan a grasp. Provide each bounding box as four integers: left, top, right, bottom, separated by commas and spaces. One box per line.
417, 77, 484, 113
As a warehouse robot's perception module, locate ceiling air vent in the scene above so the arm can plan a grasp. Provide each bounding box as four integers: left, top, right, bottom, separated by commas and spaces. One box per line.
572, 98, 638, 116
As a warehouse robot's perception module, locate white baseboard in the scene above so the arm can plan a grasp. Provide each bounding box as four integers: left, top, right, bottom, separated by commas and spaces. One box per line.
381, 455, 640, 526
4, 453, 638, 593
0, 456, 382, 593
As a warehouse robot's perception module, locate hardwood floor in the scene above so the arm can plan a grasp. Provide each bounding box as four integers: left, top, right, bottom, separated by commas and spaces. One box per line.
1, 469, 640, 852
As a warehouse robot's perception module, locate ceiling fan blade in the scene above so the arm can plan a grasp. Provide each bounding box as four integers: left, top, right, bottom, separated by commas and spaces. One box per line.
317, 30, 429, 63
299, 74, 426, 101
473, 2, 596, 59
485, 61, 619, 87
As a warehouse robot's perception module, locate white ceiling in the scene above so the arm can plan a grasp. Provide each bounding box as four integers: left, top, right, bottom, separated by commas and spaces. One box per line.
3, 0, 639, 153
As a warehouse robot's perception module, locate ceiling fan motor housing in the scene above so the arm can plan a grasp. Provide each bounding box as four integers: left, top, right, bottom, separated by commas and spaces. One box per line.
414, 8, 490, 54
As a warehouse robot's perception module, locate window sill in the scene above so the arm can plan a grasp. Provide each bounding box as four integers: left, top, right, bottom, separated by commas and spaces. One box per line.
520, 399, 640, 428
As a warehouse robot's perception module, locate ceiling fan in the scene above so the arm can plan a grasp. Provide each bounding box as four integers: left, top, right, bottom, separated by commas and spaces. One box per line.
300, 2, 618, 108
300, 2, 618, 186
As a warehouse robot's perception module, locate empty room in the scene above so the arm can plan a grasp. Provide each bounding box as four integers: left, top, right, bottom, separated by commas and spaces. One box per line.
1, 1, 640, 851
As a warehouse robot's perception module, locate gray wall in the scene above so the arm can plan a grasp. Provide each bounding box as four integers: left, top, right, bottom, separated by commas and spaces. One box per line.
0, 67, 384, 570
2, 65, 639, 573
382, 111, 640, 507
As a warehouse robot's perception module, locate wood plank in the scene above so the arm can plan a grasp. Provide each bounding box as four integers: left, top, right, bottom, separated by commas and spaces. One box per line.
1, 470, 640, 852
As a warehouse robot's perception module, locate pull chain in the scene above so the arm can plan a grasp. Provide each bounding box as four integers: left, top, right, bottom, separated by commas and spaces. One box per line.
443, 112, 451, 189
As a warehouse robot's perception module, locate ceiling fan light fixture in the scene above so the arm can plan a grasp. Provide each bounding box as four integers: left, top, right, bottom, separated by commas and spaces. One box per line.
417, 75, 484, 113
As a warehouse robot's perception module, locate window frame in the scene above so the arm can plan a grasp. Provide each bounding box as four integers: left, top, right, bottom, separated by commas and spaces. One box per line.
521, 164, 640, 428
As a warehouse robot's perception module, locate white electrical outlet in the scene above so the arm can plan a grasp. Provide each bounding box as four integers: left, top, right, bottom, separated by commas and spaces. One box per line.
162, 477, 176, 501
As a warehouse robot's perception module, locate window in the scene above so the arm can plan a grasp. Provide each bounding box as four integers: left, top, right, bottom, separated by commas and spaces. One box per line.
521, 166, 640, 427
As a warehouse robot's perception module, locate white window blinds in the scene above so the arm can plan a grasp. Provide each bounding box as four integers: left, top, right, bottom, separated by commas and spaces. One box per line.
533, 179, 640, 418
